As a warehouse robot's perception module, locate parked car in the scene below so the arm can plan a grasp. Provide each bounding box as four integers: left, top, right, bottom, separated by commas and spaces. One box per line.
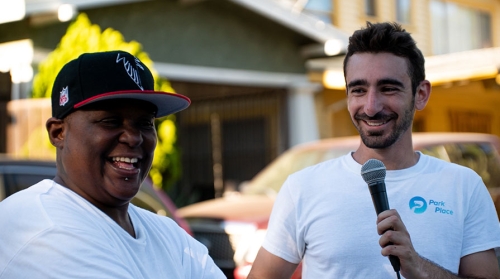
177, 132, 500, 279
0, 156, 192, 235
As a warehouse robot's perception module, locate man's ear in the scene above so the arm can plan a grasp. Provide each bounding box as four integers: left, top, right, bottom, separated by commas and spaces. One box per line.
46, 117, 65, 148
415, 80, 431, 111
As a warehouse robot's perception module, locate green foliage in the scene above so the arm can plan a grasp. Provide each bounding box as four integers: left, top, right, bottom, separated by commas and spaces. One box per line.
32, 13, 173, 98
150, 115, 182, 189
30, 13, 182, 191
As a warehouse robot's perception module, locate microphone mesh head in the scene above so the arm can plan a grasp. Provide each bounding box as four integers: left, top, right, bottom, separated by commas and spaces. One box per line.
361, 159, 386, 184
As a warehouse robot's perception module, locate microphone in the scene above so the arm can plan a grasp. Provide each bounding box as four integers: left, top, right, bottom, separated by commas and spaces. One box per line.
361, 159, 401, 278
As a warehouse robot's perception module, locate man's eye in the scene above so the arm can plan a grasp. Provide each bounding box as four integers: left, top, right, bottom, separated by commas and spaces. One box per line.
382, 87, 398, 92
139, 120, 155, 129
349, 88, 365, 94
100, 118, 120, 126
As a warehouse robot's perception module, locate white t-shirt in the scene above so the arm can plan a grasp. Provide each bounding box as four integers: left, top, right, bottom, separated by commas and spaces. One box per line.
0, 179, 225, 279
263, 153, 500, 278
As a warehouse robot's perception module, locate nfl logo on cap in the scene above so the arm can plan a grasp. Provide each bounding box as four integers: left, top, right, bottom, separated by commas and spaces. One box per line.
59, 86, 69, 106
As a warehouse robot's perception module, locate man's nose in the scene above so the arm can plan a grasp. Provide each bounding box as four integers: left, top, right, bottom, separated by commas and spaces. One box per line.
363, 89, 382, 117
120, 125, 143, 147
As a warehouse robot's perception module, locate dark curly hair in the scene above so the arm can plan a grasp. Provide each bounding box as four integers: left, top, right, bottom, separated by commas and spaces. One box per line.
343, 22, 425, 95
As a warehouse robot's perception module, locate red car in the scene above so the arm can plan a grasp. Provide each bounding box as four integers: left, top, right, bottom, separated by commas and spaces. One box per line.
178, 132, 500, 279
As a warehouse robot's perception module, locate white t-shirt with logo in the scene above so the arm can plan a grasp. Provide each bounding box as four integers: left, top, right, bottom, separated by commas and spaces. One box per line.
0, 180, 225, 279
263, 153, 500, 278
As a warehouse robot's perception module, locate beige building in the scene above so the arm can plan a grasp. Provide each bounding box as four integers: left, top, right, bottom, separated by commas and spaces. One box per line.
296, 0, 500, 139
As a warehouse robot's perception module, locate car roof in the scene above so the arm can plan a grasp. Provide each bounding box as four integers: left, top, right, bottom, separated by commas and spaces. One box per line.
412, 132, 500, 150
0, 155, 56, 167
290, 132, 500, 153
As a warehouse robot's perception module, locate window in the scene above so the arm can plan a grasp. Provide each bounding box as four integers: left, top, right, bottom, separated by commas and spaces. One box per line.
431, 0, 492, 55
365, 0, 376, 17
396, 0, 411, 23
276, 0, 333, 23
449, 110, 492, 134
302, 0, 334, 23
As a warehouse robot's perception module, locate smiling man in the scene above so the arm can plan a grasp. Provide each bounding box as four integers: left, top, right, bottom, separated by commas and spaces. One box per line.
248, 22, 500, 279
0, 51, 225, 279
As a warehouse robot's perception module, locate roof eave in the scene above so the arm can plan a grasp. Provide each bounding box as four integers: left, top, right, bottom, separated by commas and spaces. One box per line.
229, 0, 349, 57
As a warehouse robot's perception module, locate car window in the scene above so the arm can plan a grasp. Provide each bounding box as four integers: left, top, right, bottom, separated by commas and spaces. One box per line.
420, 143, 500, 189
321, 148, 354, 161
2, 173, 54, 198
242, 150, 318, 196
243, 148, 353, 196
0, 164, 55, 200
244, 139, 500, 198
132, 190, 172, 218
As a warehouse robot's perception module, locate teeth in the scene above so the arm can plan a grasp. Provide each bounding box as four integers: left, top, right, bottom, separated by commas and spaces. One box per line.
112, 157, 138, 163
366, 121, 387, 126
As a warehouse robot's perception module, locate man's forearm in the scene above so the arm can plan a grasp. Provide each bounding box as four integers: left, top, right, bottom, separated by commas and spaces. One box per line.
403, 255, 498, 279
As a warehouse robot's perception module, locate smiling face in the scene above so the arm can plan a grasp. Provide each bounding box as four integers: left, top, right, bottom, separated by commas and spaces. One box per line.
345, 52, 417, 149
48, 99, 157, 209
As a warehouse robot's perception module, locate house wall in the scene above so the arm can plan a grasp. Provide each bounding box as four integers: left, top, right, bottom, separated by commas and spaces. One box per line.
423, 79, 500, 136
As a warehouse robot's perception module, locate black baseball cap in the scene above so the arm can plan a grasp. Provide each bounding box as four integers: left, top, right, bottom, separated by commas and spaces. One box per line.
51, 50, 190, 119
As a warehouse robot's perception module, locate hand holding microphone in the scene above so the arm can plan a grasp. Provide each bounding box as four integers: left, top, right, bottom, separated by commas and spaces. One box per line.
361, 159, 401, 279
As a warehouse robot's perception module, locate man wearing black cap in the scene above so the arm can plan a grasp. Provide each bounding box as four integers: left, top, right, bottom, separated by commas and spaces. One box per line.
0, 51, 225, 278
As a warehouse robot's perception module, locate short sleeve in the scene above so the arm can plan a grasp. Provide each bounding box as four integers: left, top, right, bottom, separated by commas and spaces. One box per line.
262, 176, 303, 264
462, 177, 500, 257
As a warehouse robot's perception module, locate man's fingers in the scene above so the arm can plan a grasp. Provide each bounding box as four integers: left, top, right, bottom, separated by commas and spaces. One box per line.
377, 214, 400, 235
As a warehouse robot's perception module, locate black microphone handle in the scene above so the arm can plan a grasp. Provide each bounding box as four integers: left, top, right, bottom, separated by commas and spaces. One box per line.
369, 181, 401, 273
369, 181, 390, 214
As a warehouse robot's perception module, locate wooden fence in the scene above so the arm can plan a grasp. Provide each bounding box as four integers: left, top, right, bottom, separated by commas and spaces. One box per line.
6, 98, 55, 160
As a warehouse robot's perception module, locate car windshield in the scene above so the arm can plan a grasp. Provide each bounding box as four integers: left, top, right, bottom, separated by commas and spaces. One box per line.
242, 147, 353, 196
240, 136, 500, 198
419, 142, 500, 189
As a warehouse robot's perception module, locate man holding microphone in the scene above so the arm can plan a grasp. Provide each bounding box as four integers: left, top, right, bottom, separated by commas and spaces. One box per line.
248, 22, 500, 279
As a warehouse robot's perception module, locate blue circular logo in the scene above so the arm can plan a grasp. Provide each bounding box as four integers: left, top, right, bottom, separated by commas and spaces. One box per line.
409, 196, 427, 214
